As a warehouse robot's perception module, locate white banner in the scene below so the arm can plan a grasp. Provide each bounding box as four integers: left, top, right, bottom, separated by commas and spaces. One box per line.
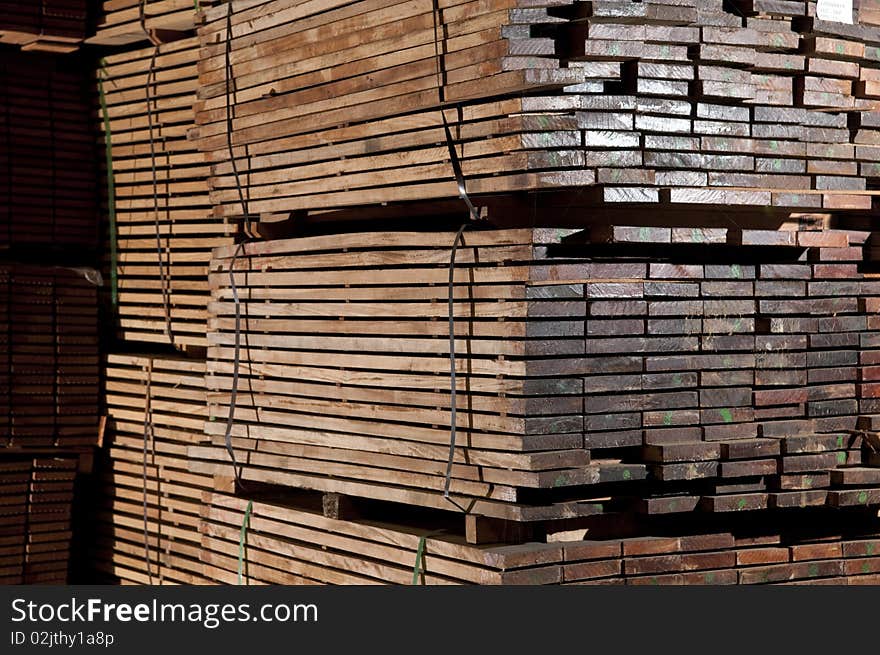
816, 0, 854, 24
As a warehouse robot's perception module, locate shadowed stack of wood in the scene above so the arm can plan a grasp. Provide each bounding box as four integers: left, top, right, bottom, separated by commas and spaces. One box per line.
92, 354, 214, 584
193, 0, 880, 226
199, 226, 880, 525
0, 265, 99, 451
0, 52, 97, 250
97, 37, 234, 349
0, 457, 78, 584
0, 1, 88, 52
202, 493, 880, 585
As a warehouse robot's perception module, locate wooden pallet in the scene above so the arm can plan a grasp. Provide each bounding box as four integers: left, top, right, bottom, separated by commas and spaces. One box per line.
192, 0, 880, 225
97, 37, 235, 349
91, 353, 215, 585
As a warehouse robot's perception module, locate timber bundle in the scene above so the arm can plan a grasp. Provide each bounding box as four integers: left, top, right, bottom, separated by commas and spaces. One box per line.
3, 0, 880, 585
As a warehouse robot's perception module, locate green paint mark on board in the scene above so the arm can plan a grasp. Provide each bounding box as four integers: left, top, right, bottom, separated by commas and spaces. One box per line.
867, 543, 875, 556
859, 491, 869, 504
808, 564, 819, 577
663, 411, 674, 426
737, 498, 748, 510
731, 264, 742, 278
837, 452, 847, 465
704, 573, 716, 584
673, 373, 683, 386
719, 408, 734, 424
836, 435, 845, 448
623, 469, 633, 481
862, 562, 871, 575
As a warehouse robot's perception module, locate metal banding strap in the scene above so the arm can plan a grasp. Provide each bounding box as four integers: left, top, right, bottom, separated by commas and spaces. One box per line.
144, 44, 175, 345
430, 0, 480, 224
222, 0, 253, 488
142, 360, 155, 585
431, 0, 480, 499
139, 0, 163, 47
224, 0, 252, 232
223, 241, 247, 486
444, 224, 469, 498
237, 500, 253, 585
97, 62, 118, 307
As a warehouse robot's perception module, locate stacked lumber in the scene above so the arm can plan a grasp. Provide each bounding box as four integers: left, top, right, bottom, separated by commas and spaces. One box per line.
98, 37, 234, 349
0, 457, 77, 584
193, 0, 880, 225
0, 264, 99, 450
198, 227, 880, 524
92, 354, 214, 584
0, 51, 97, 250
89, 1, 216, 47
201, 493, 880, 585
0, 1, 88, 52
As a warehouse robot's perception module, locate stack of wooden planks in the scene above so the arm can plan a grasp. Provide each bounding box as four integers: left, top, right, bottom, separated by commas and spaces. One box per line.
0, 264, 99, 451
98, 37, 234, 349
0, 457, 78, 584
198, 227, 880, 525
193, 0, 880, 226
201, 492, 880, 585
0, 1, 88, 52
0, 0, 100, 588
0, 51, 97, 250
92, 353, 214, 584
89, 1, 216, 47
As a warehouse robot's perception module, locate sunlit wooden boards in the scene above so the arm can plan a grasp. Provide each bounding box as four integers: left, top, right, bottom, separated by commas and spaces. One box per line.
192, 0, 880, 225
88, 0, 217, 47
198, 227, 880, 522
97, 37, 234, 349
0, 51, 97, 250
201, 493, 880, 585
0, 1, 87, 52
0, 457, 77, 584
0, 265, 99, 450
91, 354, 214, 585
